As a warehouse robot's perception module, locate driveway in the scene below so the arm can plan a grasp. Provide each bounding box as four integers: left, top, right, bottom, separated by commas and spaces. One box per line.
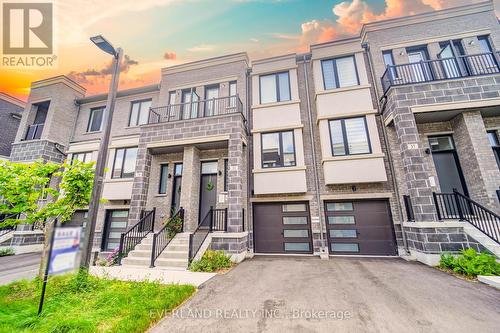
0, 252, 41, 285
151, 256, 500, 333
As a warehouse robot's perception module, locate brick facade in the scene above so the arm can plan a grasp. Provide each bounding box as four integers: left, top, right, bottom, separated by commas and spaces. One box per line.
0, 97, 23, 158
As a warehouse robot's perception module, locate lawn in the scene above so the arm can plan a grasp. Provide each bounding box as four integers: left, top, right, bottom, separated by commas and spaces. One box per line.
0, 272, 195, 333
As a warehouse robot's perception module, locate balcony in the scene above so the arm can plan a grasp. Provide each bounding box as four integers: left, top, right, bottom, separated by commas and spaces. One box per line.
381, 52, 500, 94
148, 95, 244, 124
23, 123, 44, 141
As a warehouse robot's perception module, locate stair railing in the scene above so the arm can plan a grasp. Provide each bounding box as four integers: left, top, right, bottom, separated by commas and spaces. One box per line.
433, 190, 499, 243
188, 207, 213, 262
150, 207, 184, 267
117, 208, 155, 264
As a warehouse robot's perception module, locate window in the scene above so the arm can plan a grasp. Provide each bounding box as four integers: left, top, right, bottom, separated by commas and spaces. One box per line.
382, 50, 398, 79
282, 203, 306, 212
87, 107, 105, 132
330, 230, 357, 238
159, 164, 168, 194
328, 216, 355, 224
478, 35, 493, 53
429, 136, 454, 152
329, 117, 371, 156
129, 99, 152, 126
71, 152, 92, 163
223, 159, 228, 191
331, 243, 359, 252
261, 131, 296, 168
283, 216, 308, 225
284, 230, 309, 238
168, 91, 176, 105
326, 202, 353, 211
201, 161, 218, 174
321, 56, 359, 89
259, 72, 290, 104
112, 147, 138, 179
229, 81, 237, 107
487, 130, 500, 170
285, 243, 310, 252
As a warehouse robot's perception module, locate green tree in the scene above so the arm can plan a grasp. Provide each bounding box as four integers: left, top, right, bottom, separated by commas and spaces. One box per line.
0, 160, 95, 275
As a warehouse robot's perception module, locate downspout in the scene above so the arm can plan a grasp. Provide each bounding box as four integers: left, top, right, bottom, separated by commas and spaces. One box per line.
301, 54, 328, 258
362, 42, 410, 255
245, 66, 252, 252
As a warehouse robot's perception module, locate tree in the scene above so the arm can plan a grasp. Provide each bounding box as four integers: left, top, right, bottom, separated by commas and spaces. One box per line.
0, 160, 95, 275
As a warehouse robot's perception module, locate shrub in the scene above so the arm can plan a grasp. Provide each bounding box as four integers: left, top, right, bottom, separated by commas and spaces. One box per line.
0, 248, 14, 256
189, 250, 233, 272
164, 215, 183, 239
439, 248, 500, 277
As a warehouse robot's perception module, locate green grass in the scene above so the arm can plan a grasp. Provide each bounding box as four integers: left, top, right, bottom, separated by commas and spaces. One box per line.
0, 272, 195, 333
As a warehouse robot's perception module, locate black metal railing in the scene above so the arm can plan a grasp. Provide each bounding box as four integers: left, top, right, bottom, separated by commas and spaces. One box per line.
23, 123, 44, 141
188, 207, 213, 262
381, 52, 500, 94
212, 208, 227, 232
403, 195, 415, 222
117, 208, 155, 264
433, 190, 499, 243
150, 207, 184, 267
148, 95, 244, 124
0, 225, 14, 238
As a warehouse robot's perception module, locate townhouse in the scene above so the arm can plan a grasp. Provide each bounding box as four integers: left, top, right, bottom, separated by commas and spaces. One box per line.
4, 1, 500, 265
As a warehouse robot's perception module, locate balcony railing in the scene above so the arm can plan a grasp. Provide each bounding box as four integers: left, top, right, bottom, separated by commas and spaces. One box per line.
381, 52, 500, 94
148, 95, 243, 124
23, 123, 44, 141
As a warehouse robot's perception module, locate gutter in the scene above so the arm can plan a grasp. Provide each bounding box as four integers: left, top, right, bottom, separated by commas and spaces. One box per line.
361, 42, 410, 255
301, 54, 328, 258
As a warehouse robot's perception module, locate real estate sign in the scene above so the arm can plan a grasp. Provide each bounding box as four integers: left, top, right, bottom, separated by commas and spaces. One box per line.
48, 227, 81, 275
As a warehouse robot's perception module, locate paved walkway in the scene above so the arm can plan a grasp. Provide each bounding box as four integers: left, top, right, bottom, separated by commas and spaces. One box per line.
0, 252, 41, 285
151, 256, 500, 333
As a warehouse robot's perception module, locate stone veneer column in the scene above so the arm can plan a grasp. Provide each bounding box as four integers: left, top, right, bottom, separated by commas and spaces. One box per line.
227, 133, 244, 232
451, 111, 500, 212
392, 106, 438, 222
128, 144, 152, 225
180, 146, 200, 232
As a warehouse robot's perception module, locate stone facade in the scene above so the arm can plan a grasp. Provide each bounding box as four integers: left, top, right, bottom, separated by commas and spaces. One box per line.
10, 140, 66, 163
0, 95, 23, 158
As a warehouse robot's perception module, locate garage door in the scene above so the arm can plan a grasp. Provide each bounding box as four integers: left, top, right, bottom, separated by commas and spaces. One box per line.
253, 202, 312, 254
325, 200, 396, 255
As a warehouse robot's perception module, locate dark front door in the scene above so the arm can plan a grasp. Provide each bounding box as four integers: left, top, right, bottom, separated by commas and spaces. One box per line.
199, 161, 218, 223
102, 210, 129, 252
171, 163, 183, 214
429, 136, 468, 195
253, 202, 312, 254
325, 200, 396, 256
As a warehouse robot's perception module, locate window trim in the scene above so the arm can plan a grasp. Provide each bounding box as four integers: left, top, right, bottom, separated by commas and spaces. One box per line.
111, 147, 138, 179
87, 106, 105, 132
128, 98, 153, 127
259, 71, 291, 104
260, 130, 297, 169
328, 116, 372, 157
321, 55, 360, 90
158, 163, 169, 194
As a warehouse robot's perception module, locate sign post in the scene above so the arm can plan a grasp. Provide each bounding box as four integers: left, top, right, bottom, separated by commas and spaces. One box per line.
38, 222, 81, 316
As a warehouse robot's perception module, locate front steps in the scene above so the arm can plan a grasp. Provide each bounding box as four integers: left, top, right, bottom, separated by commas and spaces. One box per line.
121, 233, 190, 270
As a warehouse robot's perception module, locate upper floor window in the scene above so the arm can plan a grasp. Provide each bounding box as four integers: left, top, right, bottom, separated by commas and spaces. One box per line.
87, 107, 105, 132
329, 117, 371, 156
259, 72, 290, 104
478, 35, 493, 53
261, 130, 296, 168
382, 50, 398, 79
129, 99, 152, 126
321, 56, 359, 90
71, 152, 92, 163
112, 147, 138, 179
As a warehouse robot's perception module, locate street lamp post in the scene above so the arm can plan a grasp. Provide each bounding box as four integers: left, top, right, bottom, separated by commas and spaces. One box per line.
80, 35, 123, 268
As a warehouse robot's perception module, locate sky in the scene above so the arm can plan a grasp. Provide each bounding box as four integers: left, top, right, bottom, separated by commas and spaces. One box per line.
1, 0, 497, 101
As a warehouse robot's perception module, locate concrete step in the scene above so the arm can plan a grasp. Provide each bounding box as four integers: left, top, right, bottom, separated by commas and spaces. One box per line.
135, 244, 154, 251
128, 250, 151, 258
154, 258, 188, 268
159, 250, 188, 260
122, 257, 150, 267
166, 244, 189, 251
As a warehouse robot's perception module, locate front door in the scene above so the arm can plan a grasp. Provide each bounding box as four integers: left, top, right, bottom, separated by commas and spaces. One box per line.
199, 161, 218, 223
171, 163, 183, 214
102, 210, 129, 252
429, 135, 468, 195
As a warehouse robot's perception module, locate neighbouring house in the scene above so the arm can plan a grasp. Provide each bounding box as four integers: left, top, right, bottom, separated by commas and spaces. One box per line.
6, 1, 500, 266
0, 92, 24, 160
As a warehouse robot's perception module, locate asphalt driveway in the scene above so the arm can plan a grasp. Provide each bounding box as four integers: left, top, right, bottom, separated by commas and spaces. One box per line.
0, 252, 41, 285
151, 256, 500, 333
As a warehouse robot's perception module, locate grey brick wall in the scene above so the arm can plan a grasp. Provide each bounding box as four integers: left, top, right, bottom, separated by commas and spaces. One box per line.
10, 140, 66, 163
0, 99, 23, 157
405, 226, 486, 254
